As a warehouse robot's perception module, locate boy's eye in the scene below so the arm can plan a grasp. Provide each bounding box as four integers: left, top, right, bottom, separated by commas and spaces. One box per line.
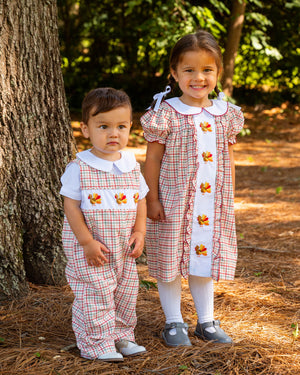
184, 69, 193, 73
99, 124, 107, 129
119, 124, 127, 129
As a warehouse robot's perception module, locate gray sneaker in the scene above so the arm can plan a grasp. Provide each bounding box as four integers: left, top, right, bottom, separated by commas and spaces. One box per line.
194, 320, 233, 343
162, 322, 192, 347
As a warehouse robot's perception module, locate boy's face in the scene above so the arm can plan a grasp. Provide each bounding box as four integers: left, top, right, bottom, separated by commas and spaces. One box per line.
81, 105, 132, 161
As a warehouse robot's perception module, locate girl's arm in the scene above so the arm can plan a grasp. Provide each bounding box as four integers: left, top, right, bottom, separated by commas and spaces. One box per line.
129, 197, 147, 258
64, 197, 109, 267
228, 143, 235, 194
144, 141, 166, 221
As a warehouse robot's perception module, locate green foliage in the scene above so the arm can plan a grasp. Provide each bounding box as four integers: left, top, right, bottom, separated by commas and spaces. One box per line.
291, 322, 299, 340
140, 279, 158, 290
239, 128, 251, 137
57, 0, 299, 110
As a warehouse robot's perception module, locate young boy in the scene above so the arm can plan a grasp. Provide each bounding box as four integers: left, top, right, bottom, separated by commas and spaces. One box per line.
60, 88, 148, 361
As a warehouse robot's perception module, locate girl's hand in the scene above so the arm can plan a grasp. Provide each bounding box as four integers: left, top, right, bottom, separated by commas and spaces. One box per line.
128, 231, 145, 258
147, 199, 166, 221
83, 240, 109, 267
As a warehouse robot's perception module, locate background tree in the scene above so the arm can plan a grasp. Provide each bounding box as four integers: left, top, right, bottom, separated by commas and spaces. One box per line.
221, 0, 246, 96
0, 0, 76, 299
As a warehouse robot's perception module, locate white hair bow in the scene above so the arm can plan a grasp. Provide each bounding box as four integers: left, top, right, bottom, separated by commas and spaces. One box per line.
217, 91, 226, 100
152, 86, 171, 112
218, 91, 241, 110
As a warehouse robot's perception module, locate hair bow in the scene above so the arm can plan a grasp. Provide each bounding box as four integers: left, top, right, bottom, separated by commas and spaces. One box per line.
152, 86, 171, 112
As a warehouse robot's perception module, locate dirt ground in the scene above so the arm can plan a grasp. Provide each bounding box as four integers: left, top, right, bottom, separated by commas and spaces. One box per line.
0, 103, 299, 374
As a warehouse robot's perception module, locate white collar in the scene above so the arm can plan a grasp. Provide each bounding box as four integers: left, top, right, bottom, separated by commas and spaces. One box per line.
165, 97, 228, 116
76, 149, 136, 172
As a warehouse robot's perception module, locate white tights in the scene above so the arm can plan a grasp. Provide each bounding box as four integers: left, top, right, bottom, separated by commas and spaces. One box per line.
157, 274, 214, 324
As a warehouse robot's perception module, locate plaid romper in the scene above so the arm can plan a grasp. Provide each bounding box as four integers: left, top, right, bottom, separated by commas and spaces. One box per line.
141, 98, 244, 282
62, 154, 142, 358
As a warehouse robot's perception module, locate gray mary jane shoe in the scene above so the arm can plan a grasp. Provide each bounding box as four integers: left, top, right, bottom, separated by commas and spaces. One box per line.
194, 320, 233, 344
162, 322, 192, 347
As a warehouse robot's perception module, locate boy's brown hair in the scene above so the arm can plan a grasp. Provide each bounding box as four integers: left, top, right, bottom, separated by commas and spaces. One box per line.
82, 87, 132, 124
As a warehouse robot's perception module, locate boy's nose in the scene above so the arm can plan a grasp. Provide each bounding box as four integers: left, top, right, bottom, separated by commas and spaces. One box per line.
109, 128, 118, 137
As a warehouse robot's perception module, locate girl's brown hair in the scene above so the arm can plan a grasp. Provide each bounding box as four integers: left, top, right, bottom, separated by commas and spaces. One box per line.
168, 30, 223, 96
82, 87, 132, 124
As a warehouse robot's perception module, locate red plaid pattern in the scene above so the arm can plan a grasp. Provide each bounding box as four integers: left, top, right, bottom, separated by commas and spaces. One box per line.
62, 159, 141, 358
141, 101, 244, 282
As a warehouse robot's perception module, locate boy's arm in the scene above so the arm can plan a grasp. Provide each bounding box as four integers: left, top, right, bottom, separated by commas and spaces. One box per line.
228, 143, 235, 194
129, 197, 147, 258
144, 141, 166, 221
64, 197, 109, 267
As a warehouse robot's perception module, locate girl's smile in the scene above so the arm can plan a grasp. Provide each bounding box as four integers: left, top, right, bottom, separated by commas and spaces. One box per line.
171, 49, 219, 107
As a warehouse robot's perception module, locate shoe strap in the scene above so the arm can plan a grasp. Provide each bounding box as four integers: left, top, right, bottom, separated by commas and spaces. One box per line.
200, 320, 221, 330
165, 322, 188, 330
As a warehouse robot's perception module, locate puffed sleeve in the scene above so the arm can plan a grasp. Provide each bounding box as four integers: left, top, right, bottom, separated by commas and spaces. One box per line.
227, 106, 244, 145
140, 105, 170, 144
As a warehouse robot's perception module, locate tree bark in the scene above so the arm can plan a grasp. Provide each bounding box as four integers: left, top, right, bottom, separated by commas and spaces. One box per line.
0, 0, 76, 299
221, 0, 246, 97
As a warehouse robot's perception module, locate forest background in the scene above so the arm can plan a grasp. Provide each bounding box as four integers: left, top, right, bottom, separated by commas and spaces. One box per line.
57, 0, 299, 112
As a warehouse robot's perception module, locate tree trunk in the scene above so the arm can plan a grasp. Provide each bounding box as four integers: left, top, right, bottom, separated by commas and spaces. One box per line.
221, 0, 246, 97
0, 0, 76, 299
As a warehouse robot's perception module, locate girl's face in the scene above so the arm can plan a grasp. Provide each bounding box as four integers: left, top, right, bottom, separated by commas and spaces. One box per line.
171, 49, 220, 107
81, 105, 132, 161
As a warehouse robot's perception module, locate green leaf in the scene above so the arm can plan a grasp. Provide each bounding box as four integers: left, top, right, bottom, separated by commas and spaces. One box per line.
140, 280, 158, 290
179, 364, 188, 370
276, 186, 283, 194
239, 128, 251, 137
291, 322, 299, 338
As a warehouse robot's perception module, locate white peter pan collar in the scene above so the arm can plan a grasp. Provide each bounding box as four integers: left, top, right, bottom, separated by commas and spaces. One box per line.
165, 97, 229, 116
76, 149, 136, 172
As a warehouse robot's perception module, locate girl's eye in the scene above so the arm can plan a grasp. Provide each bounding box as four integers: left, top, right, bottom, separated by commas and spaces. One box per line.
184, 69, 193, 73
119, 124, 127, 129
99, 125, 107, 129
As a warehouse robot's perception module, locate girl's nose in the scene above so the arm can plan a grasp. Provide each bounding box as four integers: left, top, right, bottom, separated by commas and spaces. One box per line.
194, 71, 204, 81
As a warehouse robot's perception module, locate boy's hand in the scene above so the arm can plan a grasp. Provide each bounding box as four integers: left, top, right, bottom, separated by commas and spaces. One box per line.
128, 231, 145, 259
83, 239, 109, 267
147, 199, 166, 221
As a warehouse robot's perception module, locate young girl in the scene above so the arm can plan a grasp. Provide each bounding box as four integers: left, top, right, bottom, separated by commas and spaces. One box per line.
60, 88, 148, 361
141, 30, 244, 347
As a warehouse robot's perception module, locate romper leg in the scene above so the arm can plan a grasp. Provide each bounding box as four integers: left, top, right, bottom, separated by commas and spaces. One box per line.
67, 253, 118, 359
113, 256, 139, 342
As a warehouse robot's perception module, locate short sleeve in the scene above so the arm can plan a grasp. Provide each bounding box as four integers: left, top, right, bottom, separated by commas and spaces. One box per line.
60, 162, 81, 201
140, 106, 170, 144
139, 173, 149, 200
227, 106, 244, 145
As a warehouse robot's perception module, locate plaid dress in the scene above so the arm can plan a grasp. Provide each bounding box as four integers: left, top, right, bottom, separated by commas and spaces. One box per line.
141, 98, 244, 282
61, 152, 144, 359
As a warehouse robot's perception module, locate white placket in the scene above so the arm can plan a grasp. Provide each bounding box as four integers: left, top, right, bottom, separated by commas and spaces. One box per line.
189, 112, 217, 277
